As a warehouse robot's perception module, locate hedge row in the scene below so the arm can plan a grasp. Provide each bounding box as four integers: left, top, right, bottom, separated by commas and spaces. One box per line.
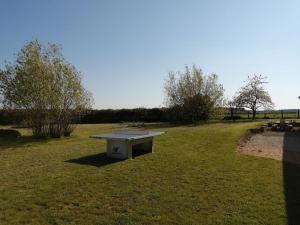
0, 108, 253, 125
0, 108, 170, 125
0, 110, 27, 125
80, 108, 169, 123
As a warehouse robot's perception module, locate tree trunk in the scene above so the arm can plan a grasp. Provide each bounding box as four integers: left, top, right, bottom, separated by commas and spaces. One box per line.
230, 107, 234, 121
252, 109, 256, 120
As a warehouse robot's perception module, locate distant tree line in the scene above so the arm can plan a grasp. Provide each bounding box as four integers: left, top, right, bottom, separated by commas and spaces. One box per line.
0, 108, 186, 124
1, 107, 299, 125
0, 107, 216, 125
0, 109, 26, 125
80, 108, 168, 123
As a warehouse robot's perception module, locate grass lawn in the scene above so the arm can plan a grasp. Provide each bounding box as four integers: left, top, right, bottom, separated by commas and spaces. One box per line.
0, 122, 298, 224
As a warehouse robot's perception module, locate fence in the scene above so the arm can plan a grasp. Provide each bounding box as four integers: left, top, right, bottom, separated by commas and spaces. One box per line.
224, 110, 300, 120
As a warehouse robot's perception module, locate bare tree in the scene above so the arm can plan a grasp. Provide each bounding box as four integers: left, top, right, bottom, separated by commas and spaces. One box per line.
234, 74, 274, 120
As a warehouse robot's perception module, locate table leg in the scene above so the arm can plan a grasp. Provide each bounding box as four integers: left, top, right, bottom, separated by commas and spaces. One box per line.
126, 140, 133, 159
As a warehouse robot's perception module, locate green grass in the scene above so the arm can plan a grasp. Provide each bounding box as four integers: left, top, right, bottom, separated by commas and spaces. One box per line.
0, 122, 294, 224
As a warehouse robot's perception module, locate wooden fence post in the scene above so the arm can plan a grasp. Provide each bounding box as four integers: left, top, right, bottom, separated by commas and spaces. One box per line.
230, 108, 234, 121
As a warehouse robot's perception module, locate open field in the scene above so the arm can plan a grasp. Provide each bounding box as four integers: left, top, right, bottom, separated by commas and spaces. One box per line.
237, 113, 299, 120
0, 123, 299, 224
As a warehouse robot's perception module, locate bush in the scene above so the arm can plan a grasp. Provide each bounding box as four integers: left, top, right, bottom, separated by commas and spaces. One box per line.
250, 127, 264, 133
164, 65, 224, 123
0, 129, 21, 138
63, 124, 75, 137
49, 124, 62, 138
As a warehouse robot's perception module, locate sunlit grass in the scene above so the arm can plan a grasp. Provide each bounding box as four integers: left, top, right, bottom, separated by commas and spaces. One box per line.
0, 122, 288, 224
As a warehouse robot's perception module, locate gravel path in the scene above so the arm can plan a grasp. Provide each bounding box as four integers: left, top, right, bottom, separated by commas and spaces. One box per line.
239, 131, 300, 164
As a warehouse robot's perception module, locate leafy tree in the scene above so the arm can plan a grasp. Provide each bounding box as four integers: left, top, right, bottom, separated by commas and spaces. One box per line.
234, 74, 274, 120
164, 65, 224, 122
0, 40, 93, 138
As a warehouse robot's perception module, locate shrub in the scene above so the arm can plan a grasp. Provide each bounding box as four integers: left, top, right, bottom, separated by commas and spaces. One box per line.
63, 124, 75, 137
250, 127, 264, 133
164, 65, 224, 123
0, 129, 21, 138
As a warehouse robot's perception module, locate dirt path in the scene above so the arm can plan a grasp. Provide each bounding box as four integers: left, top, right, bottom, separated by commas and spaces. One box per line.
238, 131, 300, 165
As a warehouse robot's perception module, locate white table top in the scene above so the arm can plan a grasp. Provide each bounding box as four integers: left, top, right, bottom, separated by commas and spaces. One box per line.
90, 130, 164, 140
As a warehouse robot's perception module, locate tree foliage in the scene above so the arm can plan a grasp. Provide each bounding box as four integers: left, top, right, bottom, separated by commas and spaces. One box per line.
164, 65, 224, 122
0, 40, 93, 138
234, 74, 274, 120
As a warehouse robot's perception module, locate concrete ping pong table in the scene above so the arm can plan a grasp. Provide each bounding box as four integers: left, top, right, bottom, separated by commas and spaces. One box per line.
90, 130, 164, 159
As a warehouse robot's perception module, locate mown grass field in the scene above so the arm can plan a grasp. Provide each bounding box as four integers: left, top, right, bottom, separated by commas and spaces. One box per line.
0, 122, 298, 224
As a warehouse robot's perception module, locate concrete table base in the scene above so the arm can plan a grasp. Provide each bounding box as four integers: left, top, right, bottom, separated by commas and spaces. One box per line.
90, 131, 164, 159
107, 137, 154, 159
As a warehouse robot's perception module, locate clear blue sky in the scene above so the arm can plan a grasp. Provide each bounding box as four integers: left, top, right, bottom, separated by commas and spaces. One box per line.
1, 0, 300, 109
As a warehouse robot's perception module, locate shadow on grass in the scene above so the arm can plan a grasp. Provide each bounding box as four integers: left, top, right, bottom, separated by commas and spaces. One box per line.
65, 152, 124, 168
66, 147, 153, 167
283, 132, 300, 225
132, 148, 153, 158
0, 136, 54, 150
